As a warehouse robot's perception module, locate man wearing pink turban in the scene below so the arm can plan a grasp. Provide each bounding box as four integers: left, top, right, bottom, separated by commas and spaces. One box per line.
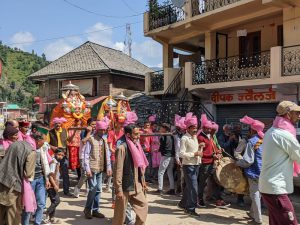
178, 113, 202, 217
259, 101, 300, 225
82, 119, 112, 219
236, 115, 265, 224
197, 114, 230, 208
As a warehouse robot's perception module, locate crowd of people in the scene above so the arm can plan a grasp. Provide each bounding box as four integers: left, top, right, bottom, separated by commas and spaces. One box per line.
0, 100, 300, 225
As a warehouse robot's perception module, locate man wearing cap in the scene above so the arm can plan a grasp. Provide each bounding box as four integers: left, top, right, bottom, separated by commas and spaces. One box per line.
22, 133, 51, 225
47, 117, 71, 196
259, 101, 300, 225
178, 113, 202, 217
82, 120, 112, 219
236, 116, 265, 224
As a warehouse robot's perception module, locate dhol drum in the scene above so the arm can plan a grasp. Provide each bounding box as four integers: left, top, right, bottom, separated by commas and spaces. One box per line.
214, 157, 249, 195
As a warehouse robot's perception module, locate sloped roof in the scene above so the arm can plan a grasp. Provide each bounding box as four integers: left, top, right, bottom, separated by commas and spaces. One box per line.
29, 41, 153, 79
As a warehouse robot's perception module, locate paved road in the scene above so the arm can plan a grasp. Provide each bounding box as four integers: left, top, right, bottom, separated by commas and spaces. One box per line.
52, 183, 300, 225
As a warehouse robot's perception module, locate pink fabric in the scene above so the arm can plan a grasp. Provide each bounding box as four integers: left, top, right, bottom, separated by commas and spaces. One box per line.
151, 151, 161, 168
52, 117, 67, 124
22, 179, 37, 213
273, 116, 300, 176
240, 116, 265, 138
20, 132, 36, 150
175, 114, 186, 130
151, 135, 160, 152
125, 136, 149, 170
124, 111, 138, 126
201, 114, 213, 129
148, 115, 156, 122
46, 150, 52, 164
3, 139, 13, 150
96, 117, 110, 130
184, 113, 198, 128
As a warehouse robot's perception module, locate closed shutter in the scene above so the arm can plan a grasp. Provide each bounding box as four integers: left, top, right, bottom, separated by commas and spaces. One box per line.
216, 103, 277, 136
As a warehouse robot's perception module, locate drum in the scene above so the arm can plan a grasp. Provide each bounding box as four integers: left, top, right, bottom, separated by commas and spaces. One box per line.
214, 157, 249, 195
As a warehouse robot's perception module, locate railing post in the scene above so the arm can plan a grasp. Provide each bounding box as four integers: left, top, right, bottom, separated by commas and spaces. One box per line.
185, 0, 193, 19
185, 62, 193, 89
144, 12, 150, 34
145, 72, 151, 94
270, 46, 282, 81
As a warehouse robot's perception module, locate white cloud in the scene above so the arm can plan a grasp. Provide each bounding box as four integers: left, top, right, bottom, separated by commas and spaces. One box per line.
44, 40, 75, 61
10, 31, 35, 50
132, 40, 162, 67
86, 22, 113, 47
113, 42, 125, 51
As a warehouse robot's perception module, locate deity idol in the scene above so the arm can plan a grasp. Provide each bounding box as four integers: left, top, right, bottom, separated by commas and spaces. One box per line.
50, 81, 91, 129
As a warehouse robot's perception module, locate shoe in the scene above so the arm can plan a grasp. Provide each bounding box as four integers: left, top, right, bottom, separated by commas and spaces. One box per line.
92, 211, 105, 218
49, 217, 62, 224
155, 189, 163, 195
185, 210, 200, 217
73, 186, 80, 198
177, 202, 185, 210
166, 189, 176, 195
197, 199, 206, 208
64, 192, 73, 197
215, 200, 230, 208
84, 208, 93, 219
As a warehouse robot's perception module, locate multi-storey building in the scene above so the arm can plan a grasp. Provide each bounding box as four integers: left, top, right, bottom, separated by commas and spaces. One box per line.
144, 0, 300, 130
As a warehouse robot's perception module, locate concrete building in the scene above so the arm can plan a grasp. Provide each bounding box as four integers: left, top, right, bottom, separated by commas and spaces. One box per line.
144, 0, 300, 130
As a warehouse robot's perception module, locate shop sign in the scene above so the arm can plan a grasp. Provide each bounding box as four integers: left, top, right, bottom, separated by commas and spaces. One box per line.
211, 88, 276, 104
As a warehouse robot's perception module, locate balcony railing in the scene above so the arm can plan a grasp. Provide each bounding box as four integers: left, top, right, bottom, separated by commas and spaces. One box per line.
150, 70, 164, 92
282, 45, 300, 76
192, 51, 270, 84
192, 0, 242, 16
149, 4, 185, 30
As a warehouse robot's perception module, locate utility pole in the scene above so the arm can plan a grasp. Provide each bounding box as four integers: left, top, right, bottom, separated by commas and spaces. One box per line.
124, 23, 132, 57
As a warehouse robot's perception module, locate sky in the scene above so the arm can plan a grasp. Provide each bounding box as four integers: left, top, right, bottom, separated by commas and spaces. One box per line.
0, 0, 163, 67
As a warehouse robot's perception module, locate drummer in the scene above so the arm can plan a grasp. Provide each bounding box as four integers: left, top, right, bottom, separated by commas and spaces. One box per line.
236, 116, 265, 224
197, 114, 230, 208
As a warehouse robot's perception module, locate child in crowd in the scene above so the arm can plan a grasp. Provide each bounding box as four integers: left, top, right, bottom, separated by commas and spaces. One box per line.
45, 148, 65, 224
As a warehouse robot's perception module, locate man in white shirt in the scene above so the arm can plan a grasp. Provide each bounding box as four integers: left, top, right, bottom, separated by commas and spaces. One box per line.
259, 101, 300, 225
177, 113, 203, 217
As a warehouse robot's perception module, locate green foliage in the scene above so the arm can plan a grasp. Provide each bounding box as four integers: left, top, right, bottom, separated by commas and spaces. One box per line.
0, 42, 49, 108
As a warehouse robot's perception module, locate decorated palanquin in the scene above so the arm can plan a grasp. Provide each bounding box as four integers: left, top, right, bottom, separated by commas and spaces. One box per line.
97, 93, 131, 127
50, 82, 91, 129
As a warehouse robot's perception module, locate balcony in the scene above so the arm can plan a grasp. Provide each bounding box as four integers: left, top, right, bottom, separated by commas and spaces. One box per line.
192, 51, 271, 84
148, 4, 185, 31
282, 45, 300, 76
192, 0, 242, 16
149, 70, 164, 92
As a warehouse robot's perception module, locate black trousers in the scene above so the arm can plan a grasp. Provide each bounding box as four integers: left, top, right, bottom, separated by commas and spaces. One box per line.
46, 188, 60, 218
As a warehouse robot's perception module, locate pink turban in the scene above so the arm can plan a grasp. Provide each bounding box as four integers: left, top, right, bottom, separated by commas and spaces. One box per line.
124, 112, 138, 127
174, 114, 186, 130
184, 113, 198, 128
201, 114, 213, 129
148, 115, 156, 122
96, 117, 110, 130
52, 117, 67, 124
240, 115, 265, 138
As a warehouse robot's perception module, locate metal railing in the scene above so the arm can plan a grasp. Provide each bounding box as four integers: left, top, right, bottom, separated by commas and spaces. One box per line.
192, 51, 271, 84
282, 45, 300, 76
192, 0, 242, 16
162, 68, 183, 98
150, 70, 164, 92
149, 4, 185, 30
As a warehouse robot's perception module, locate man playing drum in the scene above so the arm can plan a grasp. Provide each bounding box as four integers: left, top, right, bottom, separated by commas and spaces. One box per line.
236, 116, 265, 224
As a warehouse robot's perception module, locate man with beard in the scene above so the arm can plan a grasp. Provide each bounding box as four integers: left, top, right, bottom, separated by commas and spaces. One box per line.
112, 112, 148, 225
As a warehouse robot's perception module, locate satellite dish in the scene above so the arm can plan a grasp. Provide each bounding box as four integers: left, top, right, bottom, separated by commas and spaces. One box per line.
171, 0, 185, 8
